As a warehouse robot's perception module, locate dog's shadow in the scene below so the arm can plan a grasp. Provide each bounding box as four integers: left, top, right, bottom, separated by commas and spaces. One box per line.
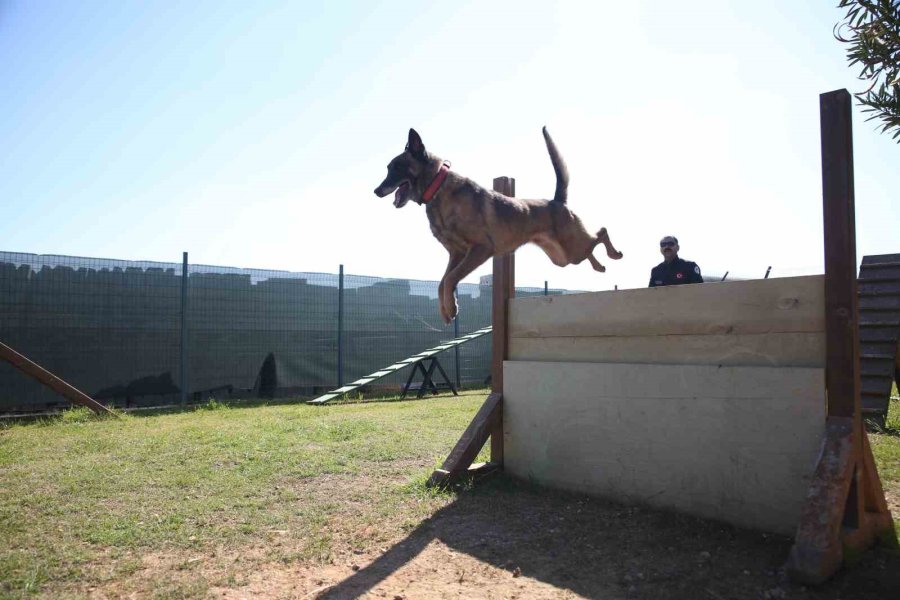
316, 476, 900, 599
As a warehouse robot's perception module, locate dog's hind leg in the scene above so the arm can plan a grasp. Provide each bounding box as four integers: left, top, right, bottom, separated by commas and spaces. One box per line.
441, 245, 494, 323
587, 253, 606, 272
596, 227, 623, 260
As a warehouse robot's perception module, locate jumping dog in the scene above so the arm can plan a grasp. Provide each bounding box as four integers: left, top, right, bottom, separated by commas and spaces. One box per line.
374, 128, 623, 323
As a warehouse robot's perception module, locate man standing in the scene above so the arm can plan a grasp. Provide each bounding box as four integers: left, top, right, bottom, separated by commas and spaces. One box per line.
649, 236, 703, 287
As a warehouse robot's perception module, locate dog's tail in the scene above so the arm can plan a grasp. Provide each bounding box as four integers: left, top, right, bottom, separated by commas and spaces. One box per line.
542, 126, 569, 204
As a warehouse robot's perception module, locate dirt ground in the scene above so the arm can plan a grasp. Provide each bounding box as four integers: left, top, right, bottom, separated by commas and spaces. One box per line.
203, 476, 897, 600
77, 465, 899, 600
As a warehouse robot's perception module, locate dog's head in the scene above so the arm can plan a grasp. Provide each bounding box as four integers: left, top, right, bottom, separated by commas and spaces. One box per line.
374, 129, 433, 208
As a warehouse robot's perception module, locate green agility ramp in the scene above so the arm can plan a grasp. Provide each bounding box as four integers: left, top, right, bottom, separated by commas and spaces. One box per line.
307, 325, 492, 405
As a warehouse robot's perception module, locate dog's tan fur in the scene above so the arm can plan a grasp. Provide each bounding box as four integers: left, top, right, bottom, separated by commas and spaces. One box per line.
374, 128, 623, 323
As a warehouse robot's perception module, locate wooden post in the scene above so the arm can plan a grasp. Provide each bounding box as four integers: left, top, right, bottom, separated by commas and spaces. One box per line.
821, 90, 860, 423
491, 176, 515, 465
786, 89, 896, 584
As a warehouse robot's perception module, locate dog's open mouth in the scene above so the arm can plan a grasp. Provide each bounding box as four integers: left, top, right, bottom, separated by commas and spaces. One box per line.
393, 182, 411, 208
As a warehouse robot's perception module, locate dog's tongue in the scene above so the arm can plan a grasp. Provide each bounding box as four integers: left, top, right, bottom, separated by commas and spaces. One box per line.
394, 182, 410, 206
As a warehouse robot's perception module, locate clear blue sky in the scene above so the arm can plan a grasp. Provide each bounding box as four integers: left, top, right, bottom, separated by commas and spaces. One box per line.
1, 0, 897, 290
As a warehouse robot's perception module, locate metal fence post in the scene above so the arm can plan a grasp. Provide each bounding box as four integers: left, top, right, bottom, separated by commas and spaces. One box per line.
453, 289, 460, 389
180, 251, 188, 406
337, 264, 344, 387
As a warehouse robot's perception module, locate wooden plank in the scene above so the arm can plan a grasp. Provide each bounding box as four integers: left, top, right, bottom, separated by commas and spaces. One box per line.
859, 317, 900, 326
509, 276, 824, 339
860, 359, 895, 377
858, 327, 900, 342
859, 295, 900, 310
862, 253, 900, 265
428, 392, 502, 487
858, 270, 900, 282
858, 281, 900, 295
861, 375, 893, 395
861, 341, 898, 356
510, 332, 825, 368
0, 341, 115, 416
861, 396, 890, 416
858, 255, 900, 282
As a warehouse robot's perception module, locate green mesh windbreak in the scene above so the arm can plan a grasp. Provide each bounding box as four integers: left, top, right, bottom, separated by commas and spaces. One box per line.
0, 251, 579, 413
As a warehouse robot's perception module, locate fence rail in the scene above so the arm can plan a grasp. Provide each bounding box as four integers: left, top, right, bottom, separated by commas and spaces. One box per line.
0, 251, 575, 413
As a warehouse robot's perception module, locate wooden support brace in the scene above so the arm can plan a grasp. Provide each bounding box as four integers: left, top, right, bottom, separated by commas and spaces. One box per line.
428, 392, 502, 487
787, 418, 895, 584
0, 341, 115, 416
786, 417, 856, 583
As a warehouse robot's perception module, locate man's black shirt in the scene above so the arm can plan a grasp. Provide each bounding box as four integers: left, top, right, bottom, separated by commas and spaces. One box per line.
649, 258, 703, 287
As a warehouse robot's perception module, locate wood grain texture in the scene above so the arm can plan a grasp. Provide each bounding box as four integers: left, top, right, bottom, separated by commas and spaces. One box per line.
510, 332, 825, 367
509, 276, 824, 339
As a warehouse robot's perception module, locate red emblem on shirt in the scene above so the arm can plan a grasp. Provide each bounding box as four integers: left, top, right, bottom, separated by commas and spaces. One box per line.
676, 272, 683, 279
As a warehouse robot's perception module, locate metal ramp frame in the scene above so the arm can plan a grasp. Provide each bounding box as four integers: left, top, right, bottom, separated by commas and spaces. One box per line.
399, 356, 457, 399
307, 325, 492, 405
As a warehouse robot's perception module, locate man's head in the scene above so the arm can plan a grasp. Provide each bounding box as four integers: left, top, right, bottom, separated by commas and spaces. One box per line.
659, 235, 679, 263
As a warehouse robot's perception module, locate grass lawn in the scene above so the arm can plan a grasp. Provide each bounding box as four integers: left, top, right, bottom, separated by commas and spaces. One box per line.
0, 391, 492, 598
0, 392, 897, 599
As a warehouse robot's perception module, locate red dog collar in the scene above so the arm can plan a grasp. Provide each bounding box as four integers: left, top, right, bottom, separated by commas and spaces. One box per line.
421, 162, 451, 203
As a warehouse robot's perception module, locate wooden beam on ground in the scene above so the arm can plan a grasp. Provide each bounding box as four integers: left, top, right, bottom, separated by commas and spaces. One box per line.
0, 341, 116, 416
786, 88, 896, 585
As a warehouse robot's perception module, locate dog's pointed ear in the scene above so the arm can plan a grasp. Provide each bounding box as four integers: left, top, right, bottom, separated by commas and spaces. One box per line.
406, 128, 425, 157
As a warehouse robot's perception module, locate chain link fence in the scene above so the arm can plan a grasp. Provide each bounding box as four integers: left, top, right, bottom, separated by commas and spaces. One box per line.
0, 252, 573, 414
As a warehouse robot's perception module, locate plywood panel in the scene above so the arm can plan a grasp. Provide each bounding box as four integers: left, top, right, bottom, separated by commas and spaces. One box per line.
509, 332, 826, 367
503, 361, 825, 535
510, 276, 824, 339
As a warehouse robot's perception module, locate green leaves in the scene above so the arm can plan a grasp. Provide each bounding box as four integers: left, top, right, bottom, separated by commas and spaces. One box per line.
835, 0, 900, 141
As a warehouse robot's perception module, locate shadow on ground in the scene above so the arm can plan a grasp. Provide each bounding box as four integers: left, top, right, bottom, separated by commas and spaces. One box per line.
319, 476, 900, 600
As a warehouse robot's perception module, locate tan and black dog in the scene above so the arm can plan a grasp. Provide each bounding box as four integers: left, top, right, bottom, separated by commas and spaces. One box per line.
374, 128, 623, 323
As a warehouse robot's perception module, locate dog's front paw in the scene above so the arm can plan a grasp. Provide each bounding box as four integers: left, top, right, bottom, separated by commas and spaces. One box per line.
444, 298, 458, 324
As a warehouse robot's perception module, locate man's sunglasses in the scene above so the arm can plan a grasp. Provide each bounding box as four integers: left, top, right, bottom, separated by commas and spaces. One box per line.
660, 241, 677, 248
